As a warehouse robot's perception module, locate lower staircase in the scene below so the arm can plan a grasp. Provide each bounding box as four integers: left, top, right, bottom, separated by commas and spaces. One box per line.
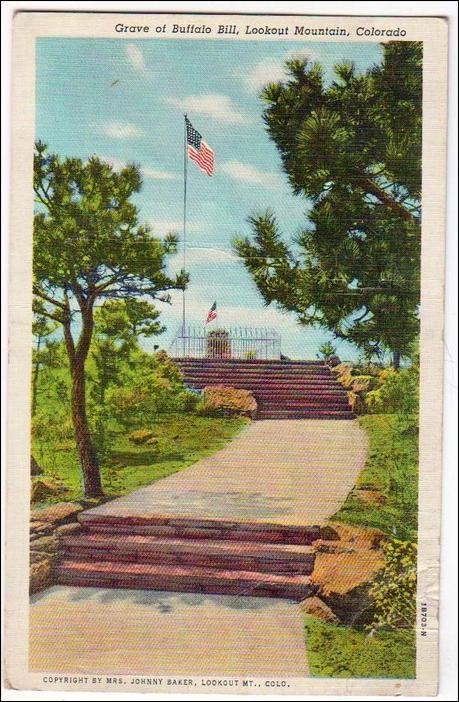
174, 358, 353, 420
55, 513, 320, 601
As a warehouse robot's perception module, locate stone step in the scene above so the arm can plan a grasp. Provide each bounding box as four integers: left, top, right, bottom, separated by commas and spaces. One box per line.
60, 533, 315, 574
258, 402, 350, 411
55, 559, 317, 600
174, 358, 326, 368
183, 378, 343, 389
257, 410, 355, 420
179, 368, 333, 378
78, 514, 321, 545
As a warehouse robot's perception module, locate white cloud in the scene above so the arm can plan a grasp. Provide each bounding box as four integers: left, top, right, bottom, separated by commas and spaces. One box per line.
125, 44, 146, 72
142, 167, 177, 181
98, 156, 176, 181
164, 94, 252, 125
147, 220, 203, 233
102, 122, 143, 139
220, 160, 283, 188
244, 51, 317, 93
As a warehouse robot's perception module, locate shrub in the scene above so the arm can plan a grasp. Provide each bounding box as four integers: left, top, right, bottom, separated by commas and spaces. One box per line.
317, 341, 336, 361
197, 385, 257, 418
365, 367, 418, 415
128, 429, 155, 445
369, 539, 417, 631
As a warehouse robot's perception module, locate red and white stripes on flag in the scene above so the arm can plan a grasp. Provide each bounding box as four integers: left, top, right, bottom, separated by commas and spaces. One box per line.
206, 301, 217, 324
186, 117, 214, 176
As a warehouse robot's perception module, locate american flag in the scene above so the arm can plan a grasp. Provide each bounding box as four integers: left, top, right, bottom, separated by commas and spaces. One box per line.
186, 117, 214, 176
206, 301, 217, 324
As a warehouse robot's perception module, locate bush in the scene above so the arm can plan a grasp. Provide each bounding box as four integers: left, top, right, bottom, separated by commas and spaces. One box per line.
332, 363, 418, 416
365, 367, 418, 415
369, 539, 417, 631
128, 429, 155, 445
197, 385, 257, 418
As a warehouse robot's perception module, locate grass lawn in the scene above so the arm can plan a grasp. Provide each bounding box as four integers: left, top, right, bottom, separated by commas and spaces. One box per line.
332, 413, 418, 541
304, 616, 416, 679
32, 413, 248, 508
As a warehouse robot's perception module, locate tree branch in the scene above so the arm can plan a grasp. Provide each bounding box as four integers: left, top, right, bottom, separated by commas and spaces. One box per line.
358, 178, 419, 225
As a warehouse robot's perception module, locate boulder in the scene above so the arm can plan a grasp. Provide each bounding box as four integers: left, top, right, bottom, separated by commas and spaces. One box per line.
29, 535, 58, 554
198, 385, 257, 419
311, 522, 387, 625
311, 550, 384, 626
30, 557, 52, 594
30, 501, 83, 526
300, 596, 341, 624
54, 522, 82, 537
319, 524, 340, 541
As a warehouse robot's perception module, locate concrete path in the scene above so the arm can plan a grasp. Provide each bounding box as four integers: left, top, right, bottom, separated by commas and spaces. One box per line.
30, 586, 308, 677
85, 419, 367, 525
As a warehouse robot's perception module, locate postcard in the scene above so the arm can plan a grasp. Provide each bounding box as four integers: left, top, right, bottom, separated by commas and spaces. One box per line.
5, 10, 448, 697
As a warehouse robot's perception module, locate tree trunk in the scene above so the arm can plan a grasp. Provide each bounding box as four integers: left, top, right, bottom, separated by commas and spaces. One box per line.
70, 355, 103, 498
63, 297, 103, 499
31, 335, 42, 417
392, 351, 401, 369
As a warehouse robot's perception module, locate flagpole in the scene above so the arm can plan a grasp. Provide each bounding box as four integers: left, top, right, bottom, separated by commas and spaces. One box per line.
182, 114, 188, 347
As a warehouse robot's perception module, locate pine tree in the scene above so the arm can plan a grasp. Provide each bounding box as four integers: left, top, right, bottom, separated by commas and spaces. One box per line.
234, 42, 422, 365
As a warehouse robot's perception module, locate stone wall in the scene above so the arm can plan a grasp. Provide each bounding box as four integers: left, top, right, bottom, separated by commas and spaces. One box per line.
30, 502, 83, 594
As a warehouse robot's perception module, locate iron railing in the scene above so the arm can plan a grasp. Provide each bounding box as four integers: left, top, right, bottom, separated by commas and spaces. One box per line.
170, 326, 282, 360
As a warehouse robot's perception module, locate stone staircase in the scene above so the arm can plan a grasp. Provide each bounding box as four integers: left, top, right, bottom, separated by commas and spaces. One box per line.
174, 358, 353, 420
55, 513, 319, 600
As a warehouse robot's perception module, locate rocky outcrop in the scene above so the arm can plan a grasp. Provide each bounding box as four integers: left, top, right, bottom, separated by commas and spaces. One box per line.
29, 502, 83, 594
309, 522, 387, 626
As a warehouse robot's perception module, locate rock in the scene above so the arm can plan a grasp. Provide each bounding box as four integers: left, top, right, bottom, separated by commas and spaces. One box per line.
30, 479, 62, 503
311, 550, 384, 626
54, 522, 82, 537
31, 455, 43, 476
30, 557, 53, 594
327, 355, 341, 368
30, 521, 52, 534
30, 502, 83, 526
314, 540, 355, 554
300, 596, 341, 624
319, 525, 340, 541
321, 522, 387, 550
30, 551, 50, 564
29, 535, 58, 554
198, 385, 257, 419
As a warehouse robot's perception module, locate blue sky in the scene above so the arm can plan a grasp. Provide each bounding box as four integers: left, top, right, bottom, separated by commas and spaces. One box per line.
36, 38, 382, 360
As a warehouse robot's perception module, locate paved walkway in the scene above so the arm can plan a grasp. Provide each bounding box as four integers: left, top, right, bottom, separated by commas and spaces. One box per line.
85, 419, 367, 525
30, 586, 308, 676
29, 419, 367, 677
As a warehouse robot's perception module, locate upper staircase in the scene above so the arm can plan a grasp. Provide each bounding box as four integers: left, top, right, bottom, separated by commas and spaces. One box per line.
174, 358, 353, 420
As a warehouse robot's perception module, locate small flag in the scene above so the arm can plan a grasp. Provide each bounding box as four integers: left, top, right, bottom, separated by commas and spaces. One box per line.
186, 117, 214, 176
206, 301, 217, 324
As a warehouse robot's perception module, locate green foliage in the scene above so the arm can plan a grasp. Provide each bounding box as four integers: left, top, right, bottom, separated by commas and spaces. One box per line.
333, 414, 418, 541
33, 142, 187, 496
235, 43, 422, 360
30, 412, 246, 507
365, 367, 419, 415
304, 617, 415, 678
107, 351, 196, 428
317, 341, 336, 360
369, 540, 417, 631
